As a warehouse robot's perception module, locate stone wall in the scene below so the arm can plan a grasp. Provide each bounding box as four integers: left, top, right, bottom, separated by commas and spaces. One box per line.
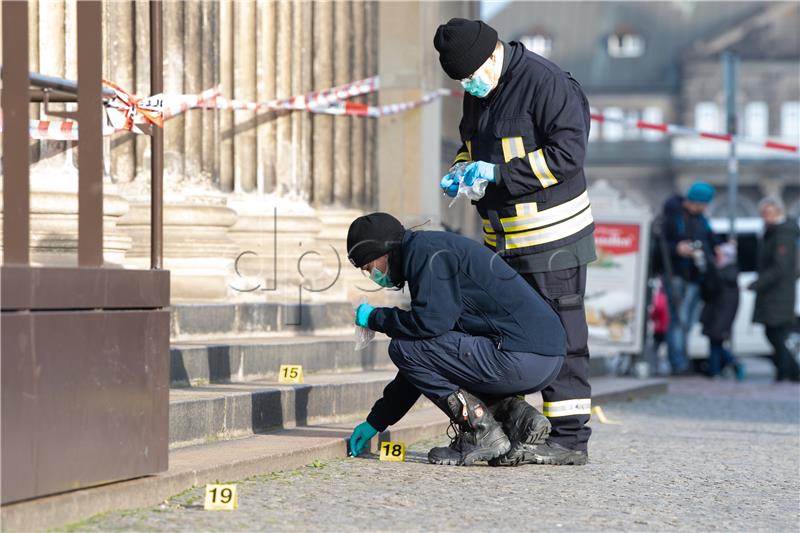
4, 0, 382, 303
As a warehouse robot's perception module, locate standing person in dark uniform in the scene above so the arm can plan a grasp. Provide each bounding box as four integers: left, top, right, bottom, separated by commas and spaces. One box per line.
433, 18, 595, 465
749, 197, 800, 382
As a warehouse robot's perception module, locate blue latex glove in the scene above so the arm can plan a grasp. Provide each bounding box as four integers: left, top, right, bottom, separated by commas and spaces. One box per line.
349, 421, 378, 456
439, 172, 461, 198
355, 303, 375, 328
463, 161, 496, 186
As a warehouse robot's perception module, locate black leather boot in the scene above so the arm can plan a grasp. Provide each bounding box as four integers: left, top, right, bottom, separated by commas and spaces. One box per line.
488, 396, 551, 467
427, 389, 510, 466
509, 441, 589, 465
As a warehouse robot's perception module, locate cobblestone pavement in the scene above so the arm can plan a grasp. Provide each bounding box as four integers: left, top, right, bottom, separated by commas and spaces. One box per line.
67, 378, 799, 532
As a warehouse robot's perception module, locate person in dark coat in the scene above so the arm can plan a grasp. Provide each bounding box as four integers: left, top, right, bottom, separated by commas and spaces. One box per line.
700, 243, 744, 379
749, 197, 800, 382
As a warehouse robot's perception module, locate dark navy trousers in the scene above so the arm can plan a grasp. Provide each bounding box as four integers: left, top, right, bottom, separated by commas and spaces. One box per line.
387, 331, 564, 401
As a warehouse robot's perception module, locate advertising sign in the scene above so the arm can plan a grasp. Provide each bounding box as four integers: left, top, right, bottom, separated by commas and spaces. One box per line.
586, 221, 650, 355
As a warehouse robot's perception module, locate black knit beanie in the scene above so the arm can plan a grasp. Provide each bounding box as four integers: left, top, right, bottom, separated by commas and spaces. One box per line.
347, 212, 406, 268
433, 18, 498, 80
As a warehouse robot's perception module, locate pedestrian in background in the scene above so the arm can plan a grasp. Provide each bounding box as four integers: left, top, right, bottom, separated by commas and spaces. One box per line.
700, 242, 744, 380
749, 197, 799, 383
647, 278, 670, 375
660, 181, 718, 375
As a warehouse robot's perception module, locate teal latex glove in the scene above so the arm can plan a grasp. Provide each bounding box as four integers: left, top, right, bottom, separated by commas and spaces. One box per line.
439, 172, 461, 198
349, 421, 378, 456
355, 303, 375, 328
463, 161, 496, 186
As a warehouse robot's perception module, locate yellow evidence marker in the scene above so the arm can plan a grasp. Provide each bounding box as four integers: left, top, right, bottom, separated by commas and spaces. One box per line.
204, 484, 238, 511
379, 441, 406, 462
278, 364, 303, 384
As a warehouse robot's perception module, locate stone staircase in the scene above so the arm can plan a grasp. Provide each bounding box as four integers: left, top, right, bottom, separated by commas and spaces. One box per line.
167, 301, 615, 450
168, 302, 399, 449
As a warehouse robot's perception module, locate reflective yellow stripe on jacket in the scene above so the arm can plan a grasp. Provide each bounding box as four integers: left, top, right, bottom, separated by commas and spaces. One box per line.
482, 191, 594, 250
453, 140, 473, 165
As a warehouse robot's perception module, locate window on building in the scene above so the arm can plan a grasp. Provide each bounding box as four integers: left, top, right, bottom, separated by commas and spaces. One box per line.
602, 107, 625, 142
642, 106, 664, 141
743, 101, 769, 139
588, 107, 599, 142
519, 34, 552, 58
624, 110, 640, 140
695, 102, 721, 132
607, 32, 645, 58
781, 101, 800, 143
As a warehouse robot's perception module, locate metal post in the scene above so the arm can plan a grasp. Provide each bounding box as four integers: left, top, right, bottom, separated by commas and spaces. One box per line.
722, 51, 738, 361
1, 1, 31, 265
722, 51, 739, 245
150, 0, 164, 270
77, 0, 104, 267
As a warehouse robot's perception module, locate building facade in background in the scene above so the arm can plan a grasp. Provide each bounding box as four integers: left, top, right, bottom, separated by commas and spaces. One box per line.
485, 1, 800, 217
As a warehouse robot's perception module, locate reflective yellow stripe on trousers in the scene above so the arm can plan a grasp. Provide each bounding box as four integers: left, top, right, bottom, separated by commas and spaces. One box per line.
542, 399, 592, 418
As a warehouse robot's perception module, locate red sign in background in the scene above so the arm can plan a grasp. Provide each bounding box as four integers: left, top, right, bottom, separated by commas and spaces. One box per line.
594, 223, 640, 255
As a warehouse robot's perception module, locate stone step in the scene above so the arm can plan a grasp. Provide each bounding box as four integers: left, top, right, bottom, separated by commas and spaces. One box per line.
170, 334, 393, 386
169, 370, 404, 449
170, 301, 359, 341
3, 376, 669, 532
168, 369, 666, 450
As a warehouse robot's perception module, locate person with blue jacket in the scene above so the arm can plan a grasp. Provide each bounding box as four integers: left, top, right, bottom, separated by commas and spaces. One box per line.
346, 213, 567, 466
660, 181, 719, 374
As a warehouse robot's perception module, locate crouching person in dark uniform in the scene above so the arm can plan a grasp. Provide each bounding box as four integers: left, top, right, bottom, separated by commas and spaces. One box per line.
346, 213, 567, 466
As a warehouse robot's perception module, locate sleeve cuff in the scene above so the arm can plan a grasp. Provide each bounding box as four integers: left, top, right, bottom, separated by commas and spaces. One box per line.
366, 411, 389, 432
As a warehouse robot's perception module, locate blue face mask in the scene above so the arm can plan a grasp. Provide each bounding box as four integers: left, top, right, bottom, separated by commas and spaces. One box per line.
370, 266, 393, 288
460, 73, 493, 98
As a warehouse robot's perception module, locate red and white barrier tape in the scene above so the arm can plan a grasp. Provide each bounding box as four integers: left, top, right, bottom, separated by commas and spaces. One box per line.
311, 88, 461, 117
590, 112, 798, 154
7, 74, 799, 154
200, 76, 378, 113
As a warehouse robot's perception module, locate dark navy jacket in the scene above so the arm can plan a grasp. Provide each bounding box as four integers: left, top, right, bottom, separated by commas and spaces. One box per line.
365, 229, 566, 431
368, 230, 566, 355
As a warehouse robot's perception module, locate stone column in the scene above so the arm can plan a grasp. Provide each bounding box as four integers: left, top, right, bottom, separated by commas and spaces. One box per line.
183, 2, 203, 181
289, 1, 304, 197
201, 1, 219, 186
377, 1, 443, 227
350, 1, 366, 207
107, 0, 136, 184
219, 0, 234, 191
234, 0, 257, 192
257, 0, 277, 194
274, 0, 293, 196
312, 0, 334, 205
364, 0, 378, 208
333, 0, 352, 206
118, 200, 240, 301
37, 0, 66, 166
134, 0, 150, 183
163, 1, 185, 180
298, 0, 313, 201
28, 0, 40, 164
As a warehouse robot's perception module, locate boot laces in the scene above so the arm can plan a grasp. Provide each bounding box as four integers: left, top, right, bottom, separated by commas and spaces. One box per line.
446, 420, 466, 449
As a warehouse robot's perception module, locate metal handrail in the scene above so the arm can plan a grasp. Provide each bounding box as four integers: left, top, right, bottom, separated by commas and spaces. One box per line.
0, 67, 117, 101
